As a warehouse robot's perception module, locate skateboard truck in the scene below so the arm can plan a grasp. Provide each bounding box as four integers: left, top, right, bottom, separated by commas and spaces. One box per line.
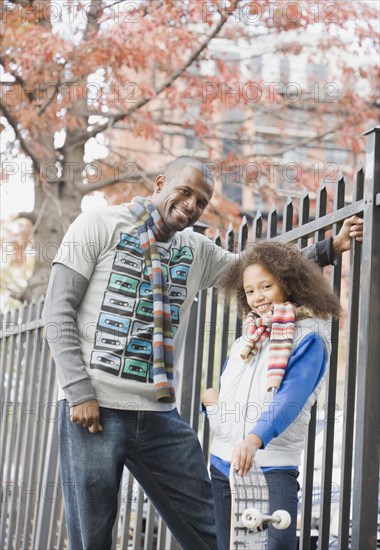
229, 463, 291, 548
241, 508, 291, 531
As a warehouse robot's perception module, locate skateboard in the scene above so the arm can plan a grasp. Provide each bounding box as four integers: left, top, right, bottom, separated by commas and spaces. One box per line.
229, 463, 291, 549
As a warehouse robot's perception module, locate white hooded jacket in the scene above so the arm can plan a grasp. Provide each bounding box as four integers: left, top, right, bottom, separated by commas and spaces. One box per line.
207, 317, 332, 468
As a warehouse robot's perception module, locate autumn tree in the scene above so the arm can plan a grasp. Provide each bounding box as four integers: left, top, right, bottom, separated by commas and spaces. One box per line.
1, 0, 378, 303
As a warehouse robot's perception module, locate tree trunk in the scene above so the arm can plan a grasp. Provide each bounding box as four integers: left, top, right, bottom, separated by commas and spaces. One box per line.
21, 131, 86, 302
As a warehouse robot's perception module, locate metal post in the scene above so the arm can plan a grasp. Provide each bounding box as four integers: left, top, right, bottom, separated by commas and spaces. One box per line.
351, 126, 380, 549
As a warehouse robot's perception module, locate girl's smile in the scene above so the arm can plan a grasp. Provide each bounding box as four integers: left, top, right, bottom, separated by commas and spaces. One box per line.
243, 264, 290, 317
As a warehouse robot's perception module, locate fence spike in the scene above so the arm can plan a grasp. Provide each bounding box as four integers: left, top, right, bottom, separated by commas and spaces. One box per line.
316, 183, 328, 217
336, 168, 345, 184
314, 183, 328, 242
37, 295, 45, 317
283, 197, 294, 233
355, 159, 363, 171
298, 190, 310, 248
238, 216, 248, 251
5, 309, 11, 325
354, 163, 364, 201
299, 189, 310, 225
12, 307, 20, 324
225, 223, 235, 252
267, 204, 278, 239
333, 176, 345, 210
241, 215, 247, 225
253, 210, 263, 241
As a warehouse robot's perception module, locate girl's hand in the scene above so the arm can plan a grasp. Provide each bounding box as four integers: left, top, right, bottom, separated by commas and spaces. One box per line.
201, 387, 219, 406
231, 434, 262, 477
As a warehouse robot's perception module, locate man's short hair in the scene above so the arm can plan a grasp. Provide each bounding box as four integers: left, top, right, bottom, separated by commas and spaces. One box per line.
164, 157, 214, 187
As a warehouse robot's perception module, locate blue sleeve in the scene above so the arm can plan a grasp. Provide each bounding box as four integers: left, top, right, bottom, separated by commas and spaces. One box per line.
250, 333, 327, 448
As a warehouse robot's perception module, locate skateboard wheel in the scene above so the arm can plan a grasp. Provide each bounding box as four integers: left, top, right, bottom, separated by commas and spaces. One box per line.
242, 508, 262, 529
272, 509, 291, 530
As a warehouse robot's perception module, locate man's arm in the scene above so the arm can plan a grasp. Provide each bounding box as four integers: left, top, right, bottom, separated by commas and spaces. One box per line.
332, 215, 363, 253
304, 215, 363, 267
205, 215, 364, 287
42, 263, 102, 433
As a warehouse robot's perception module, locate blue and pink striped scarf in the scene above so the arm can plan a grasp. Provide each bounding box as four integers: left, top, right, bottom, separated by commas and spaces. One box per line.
128, 197, 175, 403
241, 302, 300, 391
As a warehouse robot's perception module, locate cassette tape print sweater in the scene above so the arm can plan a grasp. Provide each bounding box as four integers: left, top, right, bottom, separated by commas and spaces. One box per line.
44, 203, 234, 411
42, 200, 336, 411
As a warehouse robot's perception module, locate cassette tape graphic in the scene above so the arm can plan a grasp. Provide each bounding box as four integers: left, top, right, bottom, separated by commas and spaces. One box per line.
171, 246, 193, 265
122, 358, 149, 382
97, 312, 131, 335
112, 251, 143, 275
107, 273, 139, 297
90, 351, 121, 375
168, 285, 187, 304
102, 291, 135, 315
156, 246, 170, 262
170, 265, 189, 284
132, 320, 154, 337
139, 282, 152, 298
94, 331, 127, 353
136, 300, 154, 322
170, 304, 180, 323
126, 337, 152, 359
117, 233, 142, 255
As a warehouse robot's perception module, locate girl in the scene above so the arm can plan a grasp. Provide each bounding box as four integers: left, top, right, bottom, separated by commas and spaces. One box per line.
202, 241, 340, 550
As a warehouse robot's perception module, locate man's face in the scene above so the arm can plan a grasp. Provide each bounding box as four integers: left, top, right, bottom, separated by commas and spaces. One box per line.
151, 166, 213, 237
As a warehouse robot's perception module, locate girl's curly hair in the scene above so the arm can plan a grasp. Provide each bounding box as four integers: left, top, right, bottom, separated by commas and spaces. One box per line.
219, 241, 341, 319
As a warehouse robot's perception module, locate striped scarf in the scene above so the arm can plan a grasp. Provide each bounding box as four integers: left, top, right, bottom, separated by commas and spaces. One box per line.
240, 302, 296, 391
128, 197, 175, 403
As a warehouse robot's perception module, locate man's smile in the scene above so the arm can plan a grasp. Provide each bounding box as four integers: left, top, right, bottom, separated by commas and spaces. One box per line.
173, 206, 191, 221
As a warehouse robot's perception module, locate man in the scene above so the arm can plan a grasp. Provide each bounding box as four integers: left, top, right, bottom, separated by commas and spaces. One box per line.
43, 157, 363, 550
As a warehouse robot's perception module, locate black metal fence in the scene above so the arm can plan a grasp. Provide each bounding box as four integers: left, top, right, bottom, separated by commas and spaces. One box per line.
1, 127, 379, 549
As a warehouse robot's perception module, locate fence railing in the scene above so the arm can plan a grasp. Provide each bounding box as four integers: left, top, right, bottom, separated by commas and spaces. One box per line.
1, 126, 379, 549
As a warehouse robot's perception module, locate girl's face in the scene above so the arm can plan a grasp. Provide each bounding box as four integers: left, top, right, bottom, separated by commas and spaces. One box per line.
243, 263, 289, 317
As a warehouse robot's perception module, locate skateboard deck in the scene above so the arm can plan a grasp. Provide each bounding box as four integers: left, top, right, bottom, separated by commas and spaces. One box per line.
229, 463, 291, 549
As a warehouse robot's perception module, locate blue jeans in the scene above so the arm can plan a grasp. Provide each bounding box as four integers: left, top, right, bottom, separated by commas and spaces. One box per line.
210, 464, 299, 550
58, 400, 217, 550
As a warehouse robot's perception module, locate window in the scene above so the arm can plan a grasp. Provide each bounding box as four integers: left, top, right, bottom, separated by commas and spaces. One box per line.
184, 130, 198, 150
325, 148, 349, 165
279, 58, 290, 84
222, 138, 243, 205
254, 141, 268, 155
251, 55, 262, 80
307, 63, 328, 85
253, 192, 265, 212
283, 147, 309, 162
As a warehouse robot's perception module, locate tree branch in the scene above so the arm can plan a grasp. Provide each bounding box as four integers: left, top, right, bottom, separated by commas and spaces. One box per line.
38, 81, 60, 115
269, 124, 344, 156
104, 0, 160, 18
76, 167, 156, 195
75, 0, 240, 145
83, 0, 103, 40
148, 1, 239, 99
0, 100, 41, 174
17, 211, 38, 224
0, 56, 35, 102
